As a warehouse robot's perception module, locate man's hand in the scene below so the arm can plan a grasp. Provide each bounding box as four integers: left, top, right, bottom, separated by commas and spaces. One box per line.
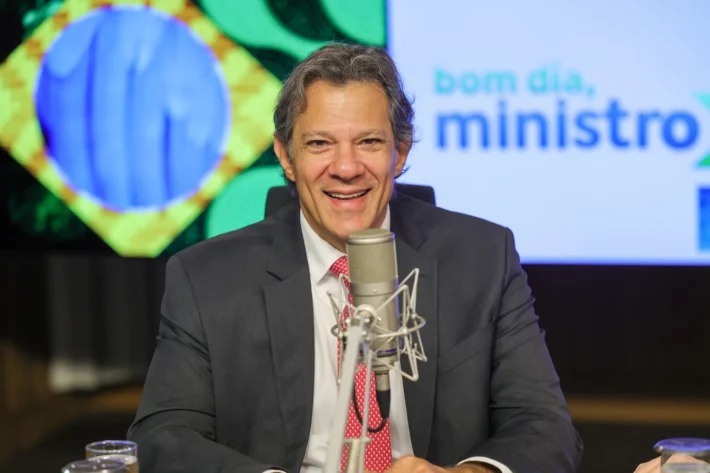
634, 454, 707, 472
372, 456, 497, 473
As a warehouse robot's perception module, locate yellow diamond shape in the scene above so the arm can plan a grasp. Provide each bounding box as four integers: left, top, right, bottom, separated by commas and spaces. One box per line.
0, 0, 281, 256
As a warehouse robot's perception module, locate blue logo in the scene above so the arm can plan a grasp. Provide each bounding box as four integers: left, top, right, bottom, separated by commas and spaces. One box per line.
700, 188, 710, 251
434, 64, 707, 158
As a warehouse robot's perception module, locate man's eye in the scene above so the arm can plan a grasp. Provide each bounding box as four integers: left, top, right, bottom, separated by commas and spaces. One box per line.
308, 140, 328, 147
362, 138, 382, 145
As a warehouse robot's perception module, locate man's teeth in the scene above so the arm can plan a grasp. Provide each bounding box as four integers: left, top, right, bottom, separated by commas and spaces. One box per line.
327, 190, 368, 200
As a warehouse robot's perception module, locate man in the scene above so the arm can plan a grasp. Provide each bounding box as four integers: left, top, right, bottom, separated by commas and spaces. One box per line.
128, 43, 584, 473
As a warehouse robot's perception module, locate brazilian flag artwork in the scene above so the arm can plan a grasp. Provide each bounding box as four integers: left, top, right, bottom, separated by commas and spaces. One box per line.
0, 0, 386, 256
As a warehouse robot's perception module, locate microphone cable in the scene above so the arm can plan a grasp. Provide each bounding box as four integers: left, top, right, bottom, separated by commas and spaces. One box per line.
351, 384, 387, 433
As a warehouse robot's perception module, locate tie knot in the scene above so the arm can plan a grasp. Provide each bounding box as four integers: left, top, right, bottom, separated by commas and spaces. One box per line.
329, 255, 349, 278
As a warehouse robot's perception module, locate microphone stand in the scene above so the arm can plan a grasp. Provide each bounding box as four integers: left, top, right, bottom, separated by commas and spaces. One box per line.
325, 269, 427, 473
323, 309, 377, 473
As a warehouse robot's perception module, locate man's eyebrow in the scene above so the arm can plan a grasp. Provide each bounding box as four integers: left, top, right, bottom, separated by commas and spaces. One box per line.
300, 131, 336, 141
354, 129, 388, 140
299, 129, 389, 142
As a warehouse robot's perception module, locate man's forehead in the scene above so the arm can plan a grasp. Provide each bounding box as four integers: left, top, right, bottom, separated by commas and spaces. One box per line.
294, 86, 391, 136
300, 81, 388, 110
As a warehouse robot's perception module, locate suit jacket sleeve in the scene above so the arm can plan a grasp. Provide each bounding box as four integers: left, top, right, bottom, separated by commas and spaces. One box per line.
127, 255, 282, 473
463, 228, 583, 473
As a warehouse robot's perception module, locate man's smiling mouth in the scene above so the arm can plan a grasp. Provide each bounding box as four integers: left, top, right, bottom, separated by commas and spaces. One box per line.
323, 189, 370, 200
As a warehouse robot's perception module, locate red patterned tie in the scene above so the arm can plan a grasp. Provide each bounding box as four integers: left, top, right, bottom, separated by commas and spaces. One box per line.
330, 256, 393, 473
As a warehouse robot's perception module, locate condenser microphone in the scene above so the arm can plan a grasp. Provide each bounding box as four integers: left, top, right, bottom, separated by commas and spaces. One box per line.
346, 228, 400, 419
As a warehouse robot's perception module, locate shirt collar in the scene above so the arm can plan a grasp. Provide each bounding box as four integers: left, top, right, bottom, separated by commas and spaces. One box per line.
300, 205, 391, 285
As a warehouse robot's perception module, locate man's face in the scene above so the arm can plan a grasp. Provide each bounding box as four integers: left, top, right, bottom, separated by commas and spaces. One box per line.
275, 80, 410, 251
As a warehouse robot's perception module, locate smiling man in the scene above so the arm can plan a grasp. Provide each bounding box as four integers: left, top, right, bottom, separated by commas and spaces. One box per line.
128, 44, 583, 473
275, 78, 408, 252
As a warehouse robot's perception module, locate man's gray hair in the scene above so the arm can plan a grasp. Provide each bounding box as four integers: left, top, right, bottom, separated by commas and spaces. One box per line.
274, 43, 415, 158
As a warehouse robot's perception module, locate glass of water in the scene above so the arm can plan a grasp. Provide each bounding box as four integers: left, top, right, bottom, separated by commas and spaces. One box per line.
85, 440, 139, 473
655, 438, 710, 472
61, 458, 128, 472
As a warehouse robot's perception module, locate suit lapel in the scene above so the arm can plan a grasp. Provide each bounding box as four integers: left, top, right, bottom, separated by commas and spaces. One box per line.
390, 197, 439, 460
263, 205, 315, 470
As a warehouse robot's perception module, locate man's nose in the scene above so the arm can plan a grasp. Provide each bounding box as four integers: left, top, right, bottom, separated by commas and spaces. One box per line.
329, 144, 362, 180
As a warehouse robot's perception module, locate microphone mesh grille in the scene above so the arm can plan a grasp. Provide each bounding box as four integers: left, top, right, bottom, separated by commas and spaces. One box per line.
346, 229, 397, 283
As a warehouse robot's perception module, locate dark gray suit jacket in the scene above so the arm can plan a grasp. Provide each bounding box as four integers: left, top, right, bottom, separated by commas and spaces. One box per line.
128, 193, 583, 473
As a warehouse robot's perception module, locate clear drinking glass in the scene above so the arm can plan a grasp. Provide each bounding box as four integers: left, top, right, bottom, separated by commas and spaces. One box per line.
61, 458, 128, 472
654, 438, 710, 472
85, 440, 139, 473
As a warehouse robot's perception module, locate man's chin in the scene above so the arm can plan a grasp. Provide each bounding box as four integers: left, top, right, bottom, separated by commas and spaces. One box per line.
320, 211, 386, 242
326, 226, 367, 247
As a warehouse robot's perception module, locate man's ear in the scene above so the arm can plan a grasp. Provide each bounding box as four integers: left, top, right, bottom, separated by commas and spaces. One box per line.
274, 136, 295, 182
395, 139, 412, 177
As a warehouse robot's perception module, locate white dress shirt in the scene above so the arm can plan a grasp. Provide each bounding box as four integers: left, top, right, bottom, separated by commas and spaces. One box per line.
266, 207, 512, 473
